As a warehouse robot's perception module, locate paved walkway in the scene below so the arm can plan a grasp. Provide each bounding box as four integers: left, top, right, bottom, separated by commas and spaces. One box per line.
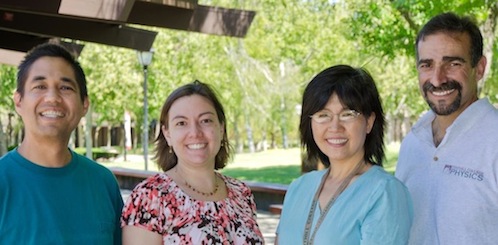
121, 189, 279, 244
256, 211, 279, 244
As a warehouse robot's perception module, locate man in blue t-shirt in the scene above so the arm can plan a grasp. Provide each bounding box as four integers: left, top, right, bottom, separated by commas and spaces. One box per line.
0, 43, 123, 244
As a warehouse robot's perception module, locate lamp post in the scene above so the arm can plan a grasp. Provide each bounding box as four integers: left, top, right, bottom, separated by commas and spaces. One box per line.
137, 49, 154, 170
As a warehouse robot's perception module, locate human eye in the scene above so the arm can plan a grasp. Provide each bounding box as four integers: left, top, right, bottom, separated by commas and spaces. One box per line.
33, 85, 46, 90
200, 118, 214, 124
61, 85, 76, 91
173, 120, 187, 127
417, 62, 431, 70
30, 81, 46, 90
339, 110, 359, 121
200, 114, 217, 126
315, 111, 330, 118
448, 61, 463, 68
311, 111, 331, 123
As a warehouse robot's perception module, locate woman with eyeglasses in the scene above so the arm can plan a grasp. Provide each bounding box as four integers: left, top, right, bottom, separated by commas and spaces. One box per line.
276, 65, 413, 244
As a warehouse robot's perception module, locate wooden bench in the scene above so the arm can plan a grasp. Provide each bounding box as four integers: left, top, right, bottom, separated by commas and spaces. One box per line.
109, 167, 154, 190
241, 180, 287, 214
269, 204, 283, 215
110, 167, 287, 214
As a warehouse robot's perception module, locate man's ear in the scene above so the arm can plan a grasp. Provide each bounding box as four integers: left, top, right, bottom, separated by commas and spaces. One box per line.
13, 92, 22, 114
476, 55, 487, 81
83, 97, 90, 115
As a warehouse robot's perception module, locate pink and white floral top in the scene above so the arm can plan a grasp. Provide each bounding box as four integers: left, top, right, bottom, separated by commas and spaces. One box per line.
121, 172, 264, 244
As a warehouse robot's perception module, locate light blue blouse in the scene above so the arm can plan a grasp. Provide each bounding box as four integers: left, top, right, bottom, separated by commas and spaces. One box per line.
277, 166, 413, 245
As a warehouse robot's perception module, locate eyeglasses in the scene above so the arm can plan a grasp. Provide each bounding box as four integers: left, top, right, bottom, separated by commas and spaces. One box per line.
309, 109, 361, 124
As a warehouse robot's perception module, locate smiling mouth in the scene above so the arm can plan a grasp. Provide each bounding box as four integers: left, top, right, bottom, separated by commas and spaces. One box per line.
41, 110, 65, 118
431, 88, 455, 97
423, 80, 461, 99
327, 138, 347, 144
187, 143, 206, 150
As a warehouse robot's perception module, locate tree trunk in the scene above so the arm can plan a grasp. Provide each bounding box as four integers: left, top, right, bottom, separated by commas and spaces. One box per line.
0, 120, 7, 156
245, 109, 255, 153
77, 123, 84, 148
85, 106, 93, 159
106, 125, 111, 148
401, 107, 412, 140
233, 113, 243, 153
280, 96, 289, 149
386, 113, 395, 144
479, 3, 498, 95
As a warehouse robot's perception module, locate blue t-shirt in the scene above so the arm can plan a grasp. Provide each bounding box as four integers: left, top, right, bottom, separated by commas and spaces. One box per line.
0, 149, 124, 245
277, 166, 413, 245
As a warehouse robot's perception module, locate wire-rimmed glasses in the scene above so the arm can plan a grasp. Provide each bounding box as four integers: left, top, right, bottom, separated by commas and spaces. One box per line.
309, 109, 361, 124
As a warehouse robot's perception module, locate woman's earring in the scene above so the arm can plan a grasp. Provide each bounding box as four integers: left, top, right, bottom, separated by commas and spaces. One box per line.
169, 147, 173, 154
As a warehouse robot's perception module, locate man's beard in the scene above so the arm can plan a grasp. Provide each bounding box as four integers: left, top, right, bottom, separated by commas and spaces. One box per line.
422, 80, 462, 116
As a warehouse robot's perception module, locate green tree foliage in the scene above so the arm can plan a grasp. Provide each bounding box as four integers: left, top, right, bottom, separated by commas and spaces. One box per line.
345, 0, 498, 103
0, 65, 16, 110
0, 65, 20, 151
79, 43, 141, 125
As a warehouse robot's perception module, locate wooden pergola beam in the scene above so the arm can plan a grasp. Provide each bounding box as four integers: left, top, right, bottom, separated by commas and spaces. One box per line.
0, 0, 255, 66
0, 9, 157, 51
0, 30, 85, 66
0, 0, 255, 37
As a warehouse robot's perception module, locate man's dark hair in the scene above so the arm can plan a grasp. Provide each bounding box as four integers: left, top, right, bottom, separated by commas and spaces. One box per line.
416, 12, 483, 67
17, 43, 88, 102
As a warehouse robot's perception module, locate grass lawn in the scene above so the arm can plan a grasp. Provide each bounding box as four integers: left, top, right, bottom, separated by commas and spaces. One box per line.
97, 143, 400, 185
221, 148, 302, 185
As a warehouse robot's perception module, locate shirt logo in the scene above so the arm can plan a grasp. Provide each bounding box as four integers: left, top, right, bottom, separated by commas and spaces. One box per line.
443, 165, 484, 181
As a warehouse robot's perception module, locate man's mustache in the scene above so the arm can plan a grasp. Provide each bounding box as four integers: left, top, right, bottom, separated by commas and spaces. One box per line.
423, 80, 462, 94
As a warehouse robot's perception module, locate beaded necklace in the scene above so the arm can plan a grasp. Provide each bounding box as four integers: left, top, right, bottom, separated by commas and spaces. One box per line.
176, 167, 219, 197
303, 159, 365, 245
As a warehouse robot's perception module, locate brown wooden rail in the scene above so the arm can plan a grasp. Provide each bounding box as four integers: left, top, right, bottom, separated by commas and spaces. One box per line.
110, 167, 287, 214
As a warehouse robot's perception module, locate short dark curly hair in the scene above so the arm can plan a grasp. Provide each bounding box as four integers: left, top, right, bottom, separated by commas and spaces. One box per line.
416, 12, 483, 68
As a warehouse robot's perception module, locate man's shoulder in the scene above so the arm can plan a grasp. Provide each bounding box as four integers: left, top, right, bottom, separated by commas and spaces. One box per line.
467, 99, 498, 133
0, 151, 10, 163
71, 151, 115, 177
0, 150, 16, 171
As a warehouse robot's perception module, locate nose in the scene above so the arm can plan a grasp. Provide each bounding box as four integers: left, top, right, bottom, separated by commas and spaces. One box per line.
44, 87, 62, 103
189, 122, 203, 136
430, 65, 447, 87
327, 115, 343, 131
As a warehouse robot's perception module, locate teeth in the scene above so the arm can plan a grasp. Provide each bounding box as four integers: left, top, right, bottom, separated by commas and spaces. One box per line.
41, 110, 64, 118
188, 143, 206, 150
327, 139, 347, 144
432, 89, 455, 96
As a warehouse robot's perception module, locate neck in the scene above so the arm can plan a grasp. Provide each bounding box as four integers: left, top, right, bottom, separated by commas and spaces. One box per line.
175, 163, 216, 179
328, 157, 366, 181
174, 164, 218, 194
432, 114, 456, 147
432, 96, 477, 132
17, 140, 71, 168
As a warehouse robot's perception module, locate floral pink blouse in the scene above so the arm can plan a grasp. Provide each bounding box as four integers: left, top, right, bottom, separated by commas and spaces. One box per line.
121, 172, 264, 244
